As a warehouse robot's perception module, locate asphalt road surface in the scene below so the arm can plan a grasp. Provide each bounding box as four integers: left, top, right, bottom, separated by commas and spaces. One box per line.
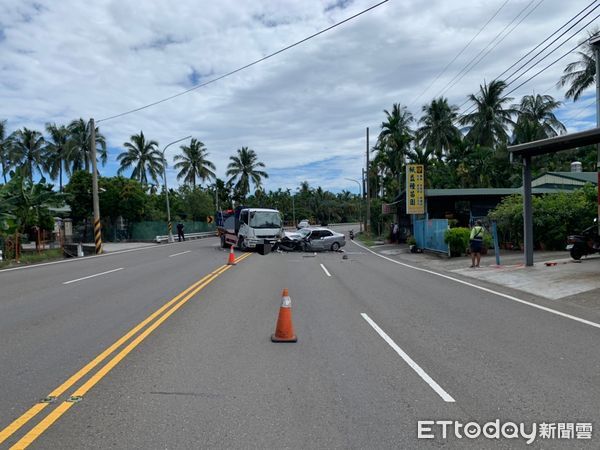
1, 237, 599, 449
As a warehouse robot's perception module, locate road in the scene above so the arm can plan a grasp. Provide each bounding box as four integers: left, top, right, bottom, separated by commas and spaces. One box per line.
1, 237, 599, 448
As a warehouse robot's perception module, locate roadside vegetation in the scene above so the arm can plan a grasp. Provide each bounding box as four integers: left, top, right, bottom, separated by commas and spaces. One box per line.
0, 28, 597, 253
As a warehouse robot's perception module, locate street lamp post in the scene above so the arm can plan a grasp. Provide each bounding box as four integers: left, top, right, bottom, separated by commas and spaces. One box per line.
345, 178, 363, 232
161, 135, 192, 243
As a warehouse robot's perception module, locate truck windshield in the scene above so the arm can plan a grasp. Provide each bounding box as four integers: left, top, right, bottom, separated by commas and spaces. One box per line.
249, 211, 282, 229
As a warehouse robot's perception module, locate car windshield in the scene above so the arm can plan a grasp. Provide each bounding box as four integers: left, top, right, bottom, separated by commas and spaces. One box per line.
249, 211, 282, 229
298, 228, 311, 237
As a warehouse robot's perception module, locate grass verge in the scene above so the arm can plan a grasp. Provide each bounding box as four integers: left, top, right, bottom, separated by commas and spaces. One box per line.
0, 248, 64, 269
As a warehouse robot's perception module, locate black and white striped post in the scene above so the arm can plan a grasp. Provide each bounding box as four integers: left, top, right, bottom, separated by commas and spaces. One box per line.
90, 118, 102, 255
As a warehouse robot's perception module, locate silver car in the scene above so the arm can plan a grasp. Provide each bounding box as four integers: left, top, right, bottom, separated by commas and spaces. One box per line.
298, 227, 346, 251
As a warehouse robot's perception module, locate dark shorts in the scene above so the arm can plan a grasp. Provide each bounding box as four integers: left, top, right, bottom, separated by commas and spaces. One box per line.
470, 239, 483, 253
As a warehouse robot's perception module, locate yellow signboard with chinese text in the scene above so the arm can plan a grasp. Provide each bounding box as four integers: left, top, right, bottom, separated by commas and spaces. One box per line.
406, 164, 425, 214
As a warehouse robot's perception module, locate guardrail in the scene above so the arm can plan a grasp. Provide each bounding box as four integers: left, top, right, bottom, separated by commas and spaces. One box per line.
155, 231, 217, 243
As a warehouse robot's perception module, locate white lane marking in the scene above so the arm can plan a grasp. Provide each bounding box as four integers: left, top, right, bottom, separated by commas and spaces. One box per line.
169, 250, 191, 258
320, 263, 332, 277
63, 268, 124, 285
0, 237, 218, 273
352, 240, 600, 331
361, 313, 455, 403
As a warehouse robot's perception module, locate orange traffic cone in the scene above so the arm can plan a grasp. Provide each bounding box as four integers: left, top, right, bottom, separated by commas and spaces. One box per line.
227, 245, 236, 265
271, 288, 297, 342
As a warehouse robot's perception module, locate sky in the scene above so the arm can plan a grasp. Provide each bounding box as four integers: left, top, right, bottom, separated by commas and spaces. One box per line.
0, 0, 598, 194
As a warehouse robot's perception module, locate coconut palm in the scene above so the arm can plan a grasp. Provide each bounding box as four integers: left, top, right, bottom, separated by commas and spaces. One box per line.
173, 138, 216, 188
117, 131, 163, 185
0, 120, 10, 184
226, 147, 268, 199
557, 28, 598, 101
459, 80, 516, 149
377, 103, 414, 181
9, 128, 45, 181
512, 94, 566, 144
67, 118, 107, 174
44, 123, 71, 191
416, 97, 461, 160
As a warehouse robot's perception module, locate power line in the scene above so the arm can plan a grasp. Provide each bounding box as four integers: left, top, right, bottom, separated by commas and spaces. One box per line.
98, 0, 389, 123
436, 0, 539, 100
568, 97, 597, 121
502, 6, 600, 89
496, 0, 598, 80
407, 0, 511, 109
452, 0, 544, 112
457, 14, 599, 121
504, 39, 593, 98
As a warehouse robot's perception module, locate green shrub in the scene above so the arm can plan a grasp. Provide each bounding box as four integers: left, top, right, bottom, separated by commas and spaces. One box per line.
444, 227, 470, 256
489, 184, 597, 250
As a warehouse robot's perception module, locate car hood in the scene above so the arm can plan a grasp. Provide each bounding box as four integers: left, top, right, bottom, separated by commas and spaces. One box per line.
284, 231, 303, 240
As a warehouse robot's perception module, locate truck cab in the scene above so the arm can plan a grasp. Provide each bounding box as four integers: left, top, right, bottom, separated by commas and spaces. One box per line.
218, 207, 284, 250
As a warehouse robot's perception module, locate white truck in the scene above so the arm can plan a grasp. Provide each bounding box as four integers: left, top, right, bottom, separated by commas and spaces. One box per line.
217, 206, 284, 251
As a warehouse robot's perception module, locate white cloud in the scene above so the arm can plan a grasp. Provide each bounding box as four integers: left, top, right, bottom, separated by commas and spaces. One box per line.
0, 0, 597, 191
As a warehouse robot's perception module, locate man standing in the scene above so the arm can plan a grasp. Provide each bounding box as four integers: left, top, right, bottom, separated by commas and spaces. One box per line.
176, 222, 185, 242
470, 220, 485, 268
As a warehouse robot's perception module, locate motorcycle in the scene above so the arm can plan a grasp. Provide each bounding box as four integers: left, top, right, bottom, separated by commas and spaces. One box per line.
349, 230, 354, 240
566, 218, 600, 260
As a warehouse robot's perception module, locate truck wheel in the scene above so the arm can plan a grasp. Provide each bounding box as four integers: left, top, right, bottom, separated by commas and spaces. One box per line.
220, 235, 227, 248
331, 242, 340, 251
238, 237, 247, 251
570, 245, 583, 260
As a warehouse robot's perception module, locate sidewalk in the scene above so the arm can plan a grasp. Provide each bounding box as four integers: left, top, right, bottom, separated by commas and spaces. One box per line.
367, 242, 600, 307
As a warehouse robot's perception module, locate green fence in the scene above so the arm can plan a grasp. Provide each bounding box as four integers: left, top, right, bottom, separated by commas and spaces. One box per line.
129, 221, 216, 241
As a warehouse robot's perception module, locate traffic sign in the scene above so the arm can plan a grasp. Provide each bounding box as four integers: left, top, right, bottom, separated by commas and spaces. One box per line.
207, 215, 214, 224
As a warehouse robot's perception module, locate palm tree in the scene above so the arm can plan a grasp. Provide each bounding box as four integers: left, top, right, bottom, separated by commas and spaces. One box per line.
0, 120, 10, 184
173, 138, 216, 188
416, 97, 461, 160
459, 79, 516, 149
226, 147, 268, 199
512, 94, 566, 144
377, 103, 414, 182
67, 118, 107, 173
9, 128, 45, 181
117, 131, 163, 185
557, 28, 598, 101
44, 123, 71, 191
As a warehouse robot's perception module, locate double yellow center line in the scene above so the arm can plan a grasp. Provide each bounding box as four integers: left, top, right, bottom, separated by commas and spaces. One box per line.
0, 252, 251, 449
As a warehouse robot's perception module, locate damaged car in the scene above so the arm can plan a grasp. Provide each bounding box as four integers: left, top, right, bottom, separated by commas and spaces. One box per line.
280, 227, 346, 252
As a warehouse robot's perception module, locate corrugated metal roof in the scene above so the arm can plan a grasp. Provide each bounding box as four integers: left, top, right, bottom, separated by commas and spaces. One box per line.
394, 187, 570, 201
539, 172, 597, 184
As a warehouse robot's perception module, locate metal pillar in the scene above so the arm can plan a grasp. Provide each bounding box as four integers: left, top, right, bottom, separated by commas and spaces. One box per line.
90, 118, 102, 255
366, 127, 370, 234
594, 40, 600, 235
523, 156, 533, 266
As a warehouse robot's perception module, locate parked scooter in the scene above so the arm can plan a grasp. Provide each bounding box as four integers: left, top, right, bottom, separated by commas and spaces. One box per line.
566, 218, 600, 260
349, 230, 354, 240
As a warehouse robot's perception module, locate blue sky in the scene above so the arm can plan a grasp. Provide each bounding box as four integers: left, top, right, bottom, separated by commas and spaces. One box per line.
1, 0, 597, 193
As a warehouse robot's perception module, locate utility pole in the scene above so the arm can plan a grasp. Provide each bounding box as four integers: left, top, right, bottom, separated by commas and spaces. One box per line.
292, 195, 296, 228
366, 127, 371, 234
90, 118, 102, 255
161, 136, 191, 243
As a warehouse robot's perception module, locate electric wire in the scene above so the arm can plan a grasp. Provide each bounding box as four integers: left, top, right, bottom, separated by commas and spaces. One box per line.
408, 0, 511, 109
496, 0, 599, 80
97, 0, 389, 123
502, 7, 600, 89
436, 0, 539, 100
